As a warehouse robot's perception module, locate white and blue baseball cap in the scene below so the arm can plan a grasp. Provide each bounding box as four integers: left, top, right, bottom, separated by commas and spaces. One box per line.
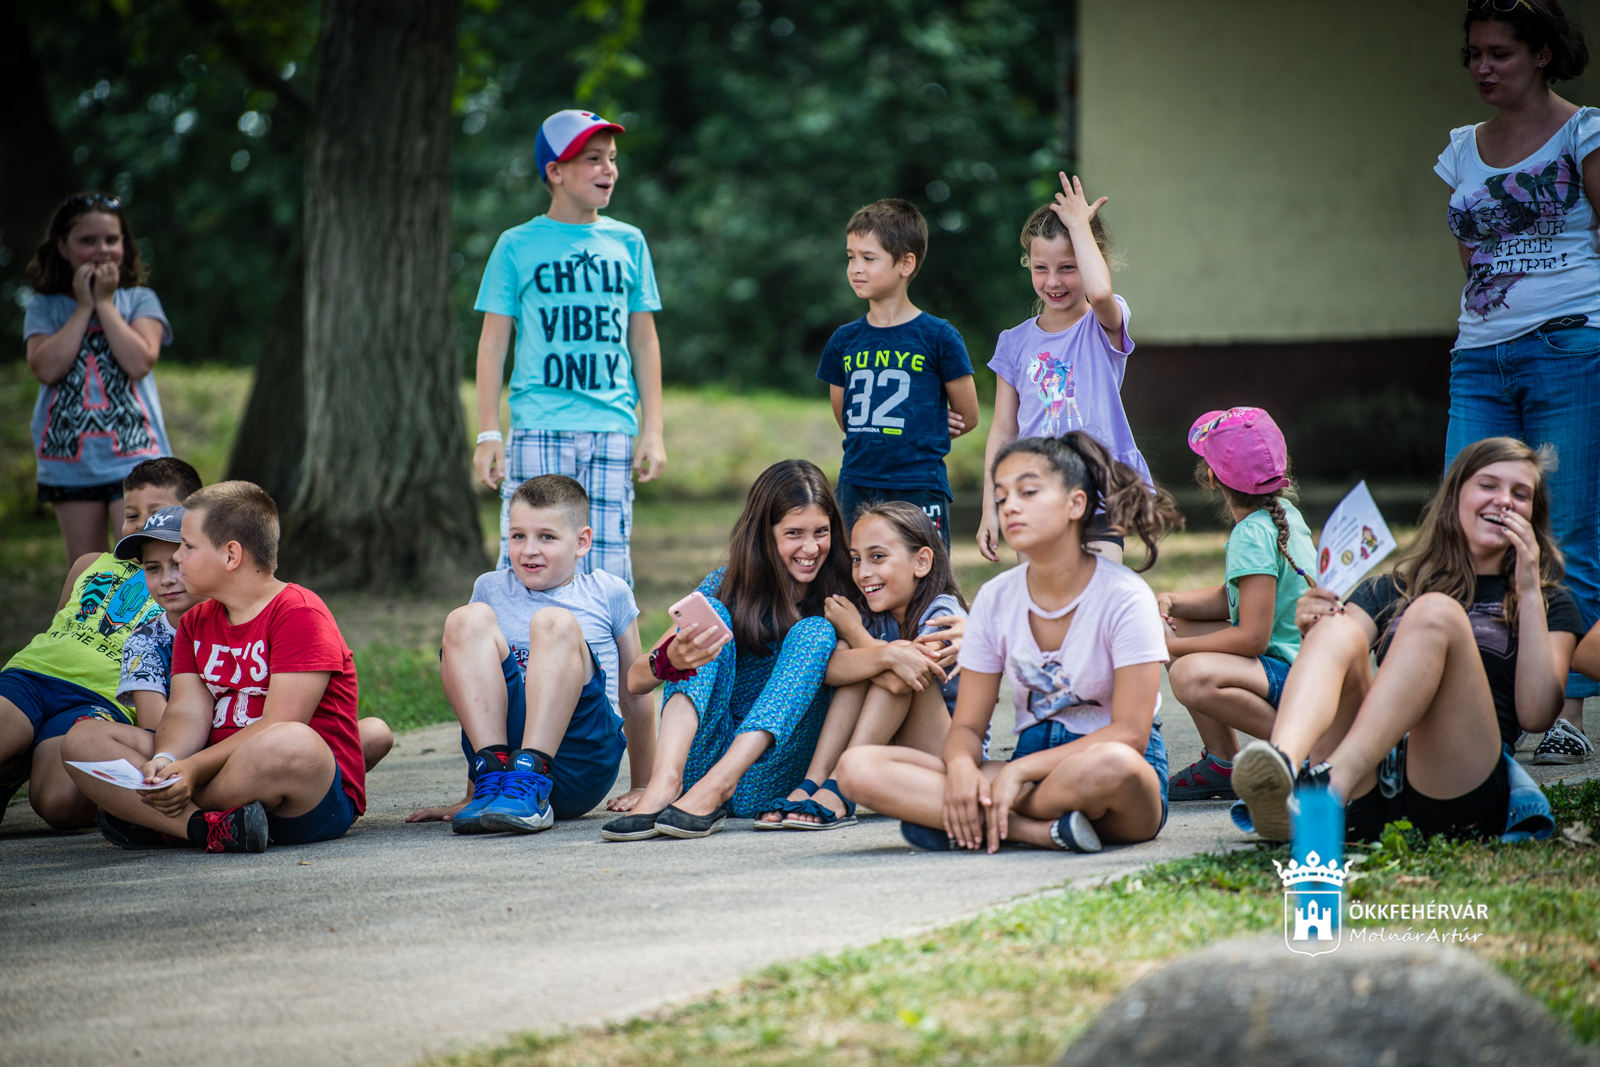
534, 109, 625, 182
114, 505, 187, 561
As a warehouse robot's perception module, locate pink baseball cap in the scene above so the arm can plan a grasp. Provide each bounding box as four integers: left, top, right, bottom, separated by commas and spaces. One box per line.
1187, 407, 1290, 494
534, 109, 625, 182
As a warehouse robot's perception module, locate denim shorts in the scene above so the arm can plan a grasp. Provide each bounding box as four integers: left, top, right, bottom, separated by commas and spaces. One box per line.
0, 668, 133, 746
268, 765, 358, 846
1259, 654, 1291, 708
1012, 715, 1170, 831
457, 650, 627, 820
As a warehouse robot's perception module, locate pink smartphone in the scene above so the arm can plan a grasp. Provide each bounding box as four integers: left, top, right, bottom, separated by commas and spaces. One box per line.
668, 591, 731, 646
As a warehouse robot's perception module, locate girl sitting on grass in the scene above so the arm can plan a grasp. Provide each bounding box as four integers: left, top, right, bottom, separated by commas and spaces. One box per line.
1160, 407, 1315, 802
837, 432, 1182, 853
756, 501, 968, 830
1232, 437, 1584, 843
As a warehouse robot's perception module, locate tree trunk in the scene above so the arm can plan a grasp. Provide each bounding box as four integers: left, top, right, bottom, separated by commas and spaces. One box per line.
282, 0, 483, 591
0, 0, 76, 284
226, 251, 305, 502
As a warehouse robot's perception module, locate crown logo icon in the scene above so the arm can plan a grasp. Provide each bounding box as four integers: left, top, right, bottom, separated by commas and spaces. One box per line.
1272, 850, 1347, 890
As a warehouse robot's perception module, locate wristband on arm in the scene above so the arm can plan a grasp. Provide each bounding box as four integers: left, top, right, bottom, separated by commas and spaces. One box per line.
476, 431, 503, 445
649, 634, 698, 682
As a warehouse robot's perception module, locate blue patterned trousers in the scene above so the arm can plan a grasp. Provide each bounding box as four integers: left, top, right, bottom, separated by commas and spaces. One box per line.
665, 598, 836, 817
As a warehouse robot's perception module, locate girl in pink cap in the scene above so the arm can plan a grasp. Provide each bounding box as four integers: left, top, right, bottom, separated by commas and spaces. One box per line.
1157, 407, 1315, 803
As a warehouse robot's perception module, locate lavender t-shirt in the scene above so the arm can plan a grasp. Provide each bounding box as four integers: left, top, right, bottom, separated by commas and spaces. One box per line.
958, 556, 1167, 736
988, 295, 1151, 485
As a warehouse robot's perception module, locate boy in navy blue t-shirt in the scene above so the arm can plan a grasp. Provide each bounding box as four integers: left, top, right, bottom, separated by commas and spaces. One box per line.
816, 200, 979, 545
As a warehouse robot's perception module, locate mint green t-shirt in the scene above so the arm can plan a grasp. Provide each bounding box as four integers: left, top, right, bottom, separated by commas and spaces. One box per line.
1225, 500, 1316, 664
475, 215, 661, 434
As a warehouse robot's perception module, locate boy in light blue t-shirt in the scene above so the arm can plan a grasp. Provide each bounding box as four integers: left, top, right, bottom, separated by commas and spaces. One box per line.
472, 109, 665, 586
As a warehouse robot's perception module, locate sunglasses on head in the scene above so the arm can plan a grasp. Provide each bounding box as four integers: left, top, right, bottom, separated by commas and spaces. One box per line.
65, 193, 122, 212
1466, 0, 1535, 11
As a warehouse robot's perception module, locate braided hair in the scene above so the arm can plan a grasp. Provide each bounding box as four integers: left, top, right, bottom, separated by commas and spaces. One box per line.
1195, 459, 1313, 588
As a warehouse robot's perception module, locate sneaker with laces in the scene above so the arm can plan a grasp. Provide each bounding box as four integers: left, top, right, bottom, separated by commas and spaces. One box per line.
1533, 719, 1594, 765
198, 801, 269, 853
1168, 750, 1236, 801
478, 751, 555, 833
452, 751, 508, 835
1232, 740, 1296, 842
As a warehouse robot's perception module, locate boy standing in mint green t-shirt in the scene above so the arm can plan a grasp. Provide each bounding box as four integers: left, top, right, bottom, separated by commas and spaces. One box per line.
472, 110, 665, 585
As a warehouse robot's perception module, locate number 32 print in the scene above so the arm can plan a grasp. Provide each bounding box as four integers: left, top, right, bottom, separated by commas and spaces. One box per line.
844, 368, 910, 435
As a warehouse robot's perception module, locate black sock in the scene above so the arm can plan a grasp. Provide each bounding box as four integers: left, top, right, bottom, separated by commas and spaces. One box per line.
186, 811, 208, 847
514, 748, 555, 777
473, 746, 511, 780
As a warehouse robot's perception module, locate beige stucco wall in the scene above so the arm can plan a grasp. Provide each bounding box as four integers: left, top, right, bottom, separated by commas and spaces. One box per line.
1080, 0, 1600, 343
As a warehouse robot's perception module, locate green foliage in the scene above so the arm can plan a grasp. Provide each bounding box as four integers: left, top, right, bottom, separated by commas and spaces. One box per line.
353, 644, 454, 733
7, 0, 317, 366
1546, 779, 1600, 834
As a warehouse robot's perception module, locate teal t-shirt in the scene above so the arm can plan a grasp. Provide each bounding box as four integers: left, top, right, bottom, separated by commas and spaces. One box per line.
475, 215, 661, 434
1225, 500, 1316, 664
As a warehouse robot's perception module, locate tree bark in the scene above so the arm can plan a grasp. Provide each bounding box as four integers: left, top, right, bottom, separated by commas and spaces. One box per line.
0, 0, 77, 283
283, 0, 484, 591
226, 251, 305, 503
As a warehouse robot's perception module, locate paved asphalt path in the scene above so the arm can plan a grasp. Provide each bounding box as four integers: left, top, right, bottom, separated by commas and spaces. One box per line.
5, 682, 1596, 1067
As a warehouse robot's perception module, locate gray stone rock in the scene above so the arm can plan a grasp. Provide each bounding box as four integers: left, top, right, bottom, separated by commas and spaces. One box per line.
1057, 936, 1597, 1067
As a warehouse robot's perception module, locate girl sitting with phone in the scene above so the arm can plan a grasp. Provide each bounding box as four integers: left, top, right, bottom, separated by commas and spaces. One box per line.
602, 460, 856, 841
755, 501, 967, 830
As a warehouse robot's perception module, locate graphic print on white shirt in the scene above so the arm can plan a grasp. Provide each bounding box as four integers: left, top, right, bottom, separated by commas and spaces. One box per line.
1014, 650, 1100, 721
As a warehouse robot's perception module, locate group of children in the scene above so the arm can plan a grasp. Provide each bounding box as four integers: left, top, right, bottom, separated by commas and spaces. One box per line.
11, 106, 1592, 855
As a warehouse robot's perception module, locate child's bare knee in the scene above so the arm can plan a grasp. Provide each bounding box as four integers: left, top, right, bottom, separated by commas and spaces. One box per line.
443, 603, 498, 646
1400, 592, 1470, 635
528, 606, 583, 644
250, 721, 326, 775
60, 718, 111, 761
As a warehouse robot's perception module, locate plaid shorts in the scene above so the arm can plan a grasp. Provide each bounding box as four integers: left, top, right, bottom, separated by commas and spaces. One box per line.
501, 429, 635, 586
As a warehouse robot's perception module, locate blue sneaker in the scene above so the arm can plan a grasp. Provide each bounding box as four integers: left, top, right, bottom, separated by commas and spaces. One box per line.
452, 752, 507, 835
479, 751, 555, 834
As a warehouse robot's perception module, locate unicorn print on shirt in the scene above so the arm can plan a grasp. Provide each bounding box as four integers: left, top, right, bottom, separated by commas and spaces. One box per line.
1026, 351, 1084, 436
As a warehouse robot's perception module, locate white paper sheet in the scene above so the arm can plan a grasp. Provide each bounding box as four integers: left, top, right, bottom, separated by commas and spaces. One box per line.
65, 758, 183, 791
1315, 481, 1397, 600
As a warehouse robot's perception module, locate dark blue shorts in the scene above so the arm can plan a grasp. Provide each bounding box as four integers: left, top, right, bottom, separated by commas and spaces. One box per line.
1013, 716, 1170, 831
267, 765, 358, 846
836, 482, 954, 549
1259, 654, 1291, 708
0, 668, 133, 746
458, 650, 627, 820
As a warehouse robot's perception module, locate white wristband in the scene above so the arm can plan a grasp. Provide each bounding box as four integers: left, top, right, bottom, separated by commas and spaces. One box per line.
476, 431, 503, 445
153, 752, 178, 763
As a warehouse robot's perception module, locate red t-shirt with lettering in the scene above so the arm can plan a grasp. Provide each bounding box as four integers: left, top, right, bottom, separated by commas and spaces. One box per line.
171, 584, 365, 813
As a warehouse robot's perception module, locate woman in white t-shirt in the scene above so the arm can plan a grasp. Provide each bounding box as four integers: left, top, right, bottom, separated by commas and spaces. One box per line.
836, 433, 1182, 853
1440, 1, 1600, 762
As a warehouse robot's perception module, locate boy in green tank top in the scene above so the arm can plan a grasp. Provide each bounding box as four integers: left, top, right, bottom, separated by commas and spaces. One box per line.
0, 457, 200, 828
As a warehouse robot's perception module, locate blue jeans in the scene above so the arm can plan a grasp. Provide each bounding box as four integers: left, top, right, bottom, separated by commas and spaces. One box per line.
1012, 716, 1170, 832
1447, 323, 1600, 698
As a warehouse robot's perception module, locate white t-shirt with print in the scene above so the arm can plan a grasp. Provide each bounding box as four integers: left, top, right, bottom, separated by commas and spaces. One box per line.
1436, 108, 1600, 350
958, 556, 1167, 735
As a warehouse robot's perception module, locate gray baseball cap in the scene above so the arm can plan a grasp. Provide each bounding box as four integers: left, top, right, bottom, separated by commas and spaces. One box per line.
113, 505, 187, 561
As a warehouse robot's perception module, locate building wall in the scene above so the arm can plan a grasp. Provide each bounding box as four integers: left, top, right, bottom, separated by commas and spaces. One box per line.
1079, 0, 1600, 344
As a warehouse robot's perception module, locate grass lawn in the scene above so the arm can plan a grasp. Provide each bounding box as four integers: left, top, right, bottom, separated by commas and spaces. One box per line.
424, 790, 1600, 1067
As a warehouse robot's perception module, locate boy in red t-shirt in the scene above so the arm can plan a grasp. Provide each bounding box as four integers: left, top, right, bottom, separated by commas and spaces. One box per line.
62, 481, 365, 853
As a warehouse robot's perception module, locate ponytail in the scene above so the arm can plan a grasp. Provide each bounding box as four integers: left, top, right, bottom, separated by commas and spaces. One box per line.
995, 432, 1183, 572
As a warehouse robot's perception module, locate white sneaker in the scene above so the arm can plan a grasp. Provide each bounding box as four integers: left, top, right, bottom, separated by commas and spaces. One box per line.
1533, 718, 1594, 765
